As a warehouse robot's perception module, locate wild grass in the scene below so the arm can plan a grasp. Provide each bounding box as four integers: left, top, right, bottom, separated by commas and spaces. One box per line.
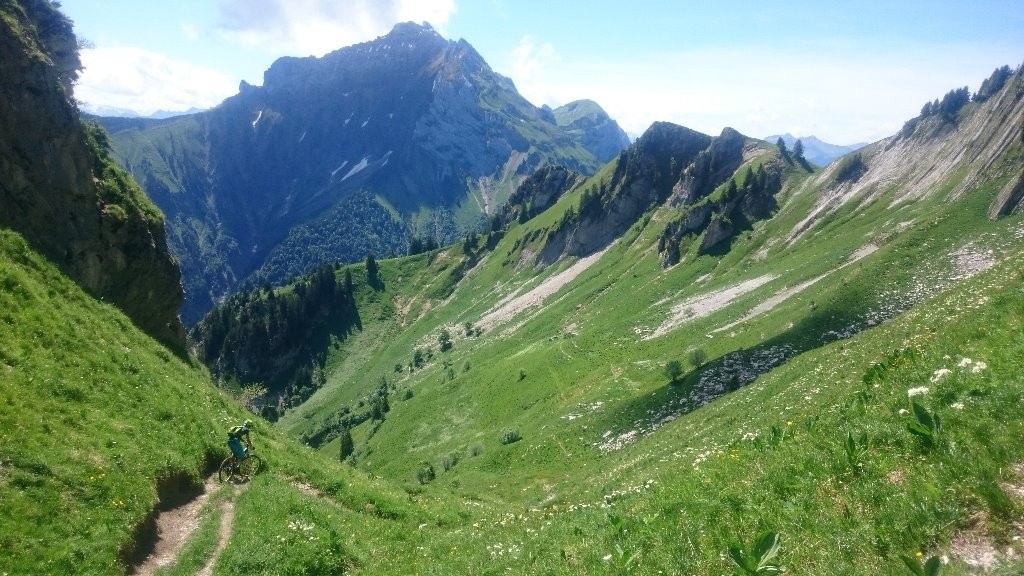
5, 116, 1024, 573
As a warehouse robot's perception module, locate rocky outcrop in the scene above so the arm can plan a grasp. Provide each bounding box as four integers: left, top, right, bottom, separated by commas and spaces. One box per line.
531, 121, 782, 267
0, 0, 184, 348
539, 122, 712, 263
789, 64, 1024, 242
989, 169, 1024, 218
501, 165, 585, 227
670, 127, 747, 205
658, 130, 781, 260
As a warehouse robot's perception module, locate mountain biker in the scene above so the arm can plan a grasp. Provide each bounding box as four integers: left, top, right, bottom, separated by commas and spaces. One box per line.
227, 419, 253, 464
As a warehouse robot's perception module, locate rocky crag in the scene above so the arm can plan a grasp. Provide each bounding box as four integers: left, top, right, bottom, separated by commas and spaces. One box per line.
0, 0, 184, 347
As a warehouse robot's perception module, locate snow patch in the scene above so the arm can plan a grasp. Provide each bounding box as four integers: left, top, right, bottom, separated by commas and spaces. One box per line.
341, 157, 369, 181
251, 109, 263, 129
330, 160, 349, 179
298, 130, 307, 143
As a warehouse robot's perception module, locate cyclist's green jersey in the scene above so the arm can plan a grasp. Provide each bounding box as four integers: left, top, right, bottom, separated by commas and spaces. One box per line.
228, 425, 249, 439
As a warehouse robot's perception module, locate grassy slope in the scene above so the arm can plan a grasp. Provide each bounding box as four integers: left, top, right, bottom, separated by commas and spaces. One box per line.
271, 125, 1024, 573
0, 229, 466, 575
6, 91, 1023, 573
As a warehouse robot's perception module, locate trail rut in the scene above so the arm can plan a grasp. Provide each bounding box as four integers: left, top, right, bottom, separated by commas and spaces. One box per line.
132, 475, 248, 576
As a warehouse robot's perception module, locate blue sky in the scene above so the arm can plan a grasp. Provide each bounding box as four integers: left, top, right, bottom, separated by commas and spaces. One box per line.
60, 0, 1022, 144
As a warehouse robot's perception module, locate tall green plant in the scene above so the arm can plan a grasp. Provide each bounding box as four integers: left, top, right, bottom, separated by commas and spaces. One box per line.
906, 401, 942, 448
728, 532, 784, 575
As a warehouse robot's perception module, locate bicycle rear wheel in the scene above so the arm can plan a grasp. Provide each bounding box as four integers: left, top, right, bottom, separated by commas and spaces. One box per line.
238, 454, 263, 478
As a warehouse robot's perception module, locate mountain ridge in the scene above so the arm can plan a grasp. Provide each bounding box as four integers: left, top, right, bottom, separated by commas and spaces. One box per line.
99, 22, 629, 323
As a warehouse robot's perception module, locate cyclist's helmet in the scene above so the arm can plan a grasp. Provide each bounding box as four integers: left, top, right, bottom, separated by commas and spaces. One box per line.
244, 419, 253, 429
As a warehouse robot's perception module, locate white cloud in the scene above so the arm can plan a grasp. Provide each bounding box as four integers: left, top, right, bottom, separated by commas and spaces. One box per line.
181, 22, 201, 42
214, 0, 457, 57
75, 47, 237, 116
510, 35, 557, 94
497, 41, 1019, 144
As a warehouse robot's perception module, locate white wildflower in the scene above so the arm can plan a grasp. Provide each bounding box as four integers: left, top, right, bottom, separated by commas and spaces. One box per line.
971, 361, 987, 373
602, 554, 613, 561
957, 357, 972, 368
898, 408, 909, 415
951, 402, 965, 410
930, 369, 951, 382
907, 386, 930, 397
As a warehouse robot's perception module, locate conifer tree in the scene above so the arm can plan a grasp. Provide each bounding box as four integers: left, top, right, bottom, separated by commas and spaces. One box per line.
776, 137, 789, 160
339, 427, 354, 460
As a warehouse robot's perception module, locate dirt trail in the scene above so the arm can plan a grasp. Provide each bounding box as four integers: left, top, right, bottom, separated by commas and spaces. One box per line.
132, 475, 249, 576
132, 476, 219, 576
197, 489, 242, 576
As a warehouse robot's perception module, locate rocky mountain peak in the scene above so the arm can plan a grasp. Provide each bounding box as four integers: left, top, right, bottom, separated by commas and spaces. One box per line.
553, 100, 630, 163
101, 21, 629, 323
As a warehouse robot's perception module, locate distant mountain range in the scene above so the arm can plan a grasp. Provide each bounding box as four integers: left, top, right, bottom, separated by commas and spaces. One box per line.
99, 22, 629, 323
763, 133, 867, 166
83, 105, 206, 119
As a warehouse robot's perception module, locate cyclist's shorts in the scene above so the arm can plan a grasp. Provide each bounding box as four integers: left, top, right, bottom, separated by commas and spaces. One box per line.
228, 436, 246, 459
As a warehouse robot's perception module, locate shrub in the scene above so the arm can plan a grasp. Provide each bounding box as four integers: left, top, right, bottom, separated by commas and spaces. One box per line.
664, 359, 683, 384
440, 451, 460, 472
499, 429, 522, 445
338, 428, 354, 461
469, 442, 484, 457
402, 389, 413, 401
833, 153, 866, 184
416, 462, 435, 484
688, 348, 708, 368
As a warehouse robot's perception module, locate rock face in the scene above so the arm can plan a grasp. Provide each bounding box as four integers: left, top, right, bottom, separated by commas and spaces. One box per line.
500, 165, 585, 227
552, 100, 632, 164
536, 122, 784, 266
0, 0, 185, 348
789, 64, 1024, 242
539, 122, 713, 263
99, 23, 629, 324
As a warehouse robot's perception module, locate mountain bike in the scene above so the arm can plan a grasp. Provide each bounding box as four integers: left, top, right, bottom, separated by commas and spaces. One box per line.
218, 448, 264, 483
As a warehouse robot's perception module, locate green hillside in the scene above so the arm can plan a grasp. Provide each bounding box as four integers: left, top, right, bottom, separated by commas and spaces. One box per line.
0, 229, 465, 575
4, 0, 1024, 572
232, 67, 1024, 573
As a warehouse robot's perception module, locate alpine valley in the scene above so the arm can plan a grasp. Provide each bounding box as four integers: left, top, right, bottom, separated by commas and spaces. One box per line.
3, 2, 1024, 575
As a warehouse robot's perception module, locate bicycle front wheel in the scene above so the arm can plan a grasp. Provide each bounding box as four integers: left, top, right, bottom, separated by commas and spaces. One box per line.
239, 455, 263, 477
217, 457, 235, 483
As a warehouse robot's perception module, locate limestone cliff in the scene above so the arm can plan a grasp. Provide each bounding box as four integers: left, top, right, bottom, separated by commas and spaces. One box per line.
0, 0, 185, 348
